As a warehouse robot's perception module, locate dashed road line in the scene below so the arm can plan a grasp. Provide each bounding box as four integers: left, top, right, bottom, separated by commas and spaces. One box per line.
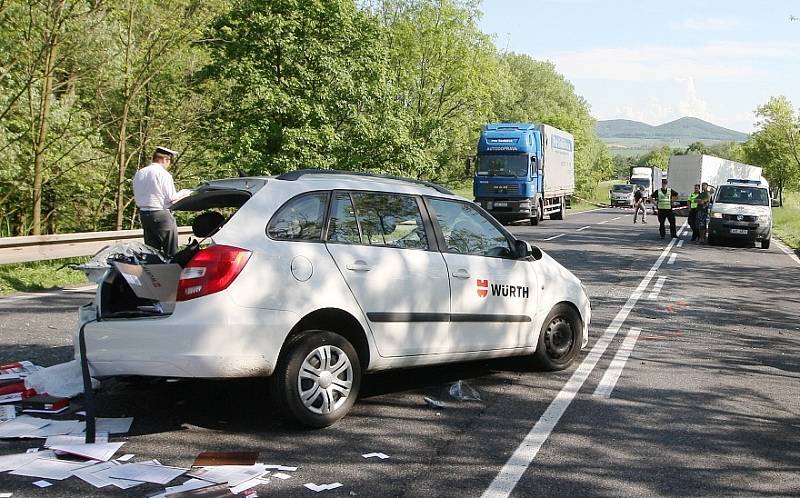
481, 222, 687, 498
598, 220, 610, 225
667, 254, 677, 265
576, 226, 591, 232
542, 234, 565, 241
677, 239, 684, 248
611, 216, 622, 221
648, 276, 667, 300
774, 239, 800, 266
593, 327, 642, 399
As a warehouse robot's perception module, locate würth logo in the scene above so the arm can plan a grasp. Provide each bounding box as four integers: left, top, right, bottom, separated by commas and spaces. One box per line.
477, 279, 488, 298
476, 279, 529, 299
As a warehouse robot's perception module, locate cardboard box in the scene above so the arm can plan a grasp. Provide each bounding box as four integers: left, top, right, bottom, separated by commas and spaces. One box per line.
113, 262, 182, 302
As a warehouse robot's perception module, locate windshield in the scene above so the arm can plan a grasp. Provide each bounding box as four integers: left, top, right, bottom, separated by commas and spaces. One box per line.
476, 154, 528, 177
630, 178, 650, 189
612, 185, 634, 193
715, 185, 769, 206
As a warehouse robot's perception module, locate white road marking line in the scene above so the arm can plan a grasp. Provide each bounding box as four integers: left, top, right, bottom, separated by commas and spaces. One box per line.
481, 222, 687, 498
667, 254, 677, 265
1, 284, 96, 302
593, 327, 642, 399
774, 239, 800, 266
598, 220, 610, 225
542, 234, 565, 241
611, 217, 622, 221
677, 240, 684, 248
647, 276, 667, 300
576, 226, 591, 232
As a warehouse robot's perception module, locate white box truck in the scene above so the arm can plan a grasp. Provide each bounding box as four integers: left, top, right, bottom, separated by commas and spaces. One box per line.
630, 166, 663, 197
667, 155, 762, 204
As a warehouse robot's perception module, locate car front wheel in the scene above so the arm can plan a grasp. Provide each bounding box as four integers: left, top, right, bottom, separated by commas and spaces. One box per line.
533, 304, 582, 371
271, 331, 361, 428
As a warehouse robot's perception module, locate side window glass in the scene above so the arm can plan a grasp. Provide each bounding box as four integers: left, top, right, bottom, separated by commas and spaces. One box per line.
429, 199, 512, 258
350, 193, 429, 250
267, 192, 329, 241
328, 193, 361, 244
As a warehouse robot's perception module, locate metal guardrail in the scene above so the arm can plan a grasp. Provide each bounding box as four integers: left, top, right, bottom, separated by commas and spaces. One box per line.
0, 227, 194, 265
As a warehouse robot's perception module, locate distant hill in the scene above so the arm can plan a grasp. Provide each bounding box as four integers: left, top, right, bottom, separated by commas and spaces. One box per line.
597, 117, 749, 157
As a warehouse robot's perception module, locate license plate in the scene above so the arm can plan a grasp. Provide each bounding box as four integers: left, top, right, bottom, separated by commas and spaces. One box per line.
730, 228, 748, 235
494, 202, 507, 207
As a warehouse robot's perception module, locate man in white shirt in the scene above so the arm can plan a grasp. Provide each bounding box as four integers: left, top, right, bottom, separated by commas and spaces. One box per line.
133, 146, 189, 257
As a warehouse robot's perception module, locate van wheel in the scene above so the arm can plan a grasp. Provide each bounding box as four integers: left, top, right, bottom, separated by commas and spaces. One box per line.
761, 237, 771, 249
271, 331, 361, 428
533, 304, 582, 371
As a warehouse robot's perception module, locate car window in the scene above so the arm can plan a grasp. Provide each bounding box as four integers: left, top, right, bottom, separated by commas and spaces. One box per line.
328, 193, 361, 244
428, 198, 513, 258
267, 192, 329, 241
340, 192, 428, 250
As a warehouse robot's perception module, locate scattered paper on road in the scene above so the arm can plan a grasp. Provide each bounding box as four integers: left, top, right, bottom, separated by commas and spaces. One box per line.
86, 460, 148, 489
188, 464, 268, 487
94, 417, 134, 434
72, 461, 120, 488
0, 406, 15, 420
0, 491, 12, 497
362, 452, 389, 459
107, 462, 188, 484
23, 419, 84, 438
271, 472, 291, 480
50, 441, 124, 461
117, 453, 135, 462
229, 476, 265, 494
0, 450, 55, 472
10, 457, 97, 480
0, 416, 50, 438
147, 477, 216, 497
304, 482, 343, 492
262, 465, 296, 471
32, 480, 52, 488
45, 432, 108, 447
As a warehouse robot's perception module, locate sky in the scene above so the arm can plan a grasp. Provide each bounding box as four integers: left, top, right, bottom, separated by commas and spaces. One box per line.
478, 0, 800, 133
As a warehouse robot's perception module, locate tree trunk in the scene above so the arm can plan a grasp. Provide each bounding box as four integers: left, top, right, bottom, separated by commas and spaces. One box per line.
114, 101, 129, 229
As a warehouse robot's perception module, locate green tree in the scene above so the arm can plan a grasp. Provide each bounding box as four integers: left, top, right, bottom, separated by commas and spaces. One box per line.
685, 141, 707, 155
637, 145, 671, 171
744, 96, 800, 204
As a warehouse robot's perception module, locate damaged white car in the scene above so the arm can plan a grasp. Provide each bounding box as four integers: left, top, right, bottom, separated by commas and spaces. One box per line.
76, 170, 591, 427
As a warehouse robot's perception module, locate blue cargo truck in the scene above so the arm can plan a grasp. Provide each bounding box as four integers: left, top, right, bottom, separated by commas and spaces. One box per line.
473, 123, 575, 225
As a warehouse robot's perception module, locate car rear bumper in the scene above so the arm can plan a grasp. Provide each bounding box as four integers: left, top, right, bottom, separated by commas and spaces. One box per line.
75, 295, 299, 378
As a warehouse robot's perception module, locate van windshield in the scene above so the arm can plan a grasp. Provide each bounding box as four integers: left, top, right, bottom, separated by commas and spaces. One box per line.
476, 154, 528, 177
715, 185, 769, 206
612, 184, 634, 193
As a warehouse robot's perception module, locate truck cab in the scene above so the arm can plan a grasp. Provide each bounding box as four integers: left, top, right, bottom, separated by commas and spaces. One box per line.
473, 123, 574, 225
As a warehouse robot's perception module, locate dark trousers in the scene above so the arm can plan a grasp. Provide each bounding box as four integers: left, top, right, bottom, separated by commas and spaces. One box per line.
657, 209, 677, 239
140, 209, 178, 257
688, 208, 698, 240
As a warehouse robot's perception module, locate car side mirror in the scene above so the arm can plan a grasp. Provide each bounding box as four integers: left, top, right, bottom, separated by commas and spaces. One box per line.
515, 239, 543, 260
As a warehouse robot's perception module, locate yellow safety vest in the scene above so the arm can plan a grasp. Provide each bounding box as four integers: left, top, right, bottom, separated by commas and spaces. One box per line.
688, 192, 699, 209
657, 188, 672, 210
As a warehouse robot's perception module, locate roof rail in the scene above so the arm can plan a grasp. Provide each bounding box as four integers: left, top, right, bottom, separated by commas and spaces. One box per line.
275, 169, 454, 195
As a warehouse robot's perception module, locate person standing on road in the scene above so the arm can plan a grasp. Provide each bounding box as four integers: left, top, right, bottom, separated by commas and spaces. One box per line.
695, 182, 712, 243
687, 184, 701, 241
651, 178, 679, 239
633, 186, 647, 224
133, 146, 189, 257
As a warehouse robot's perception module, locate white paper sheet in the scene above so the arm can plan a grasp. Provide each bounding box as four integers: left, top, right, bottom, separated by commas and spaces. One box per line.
94, 417, 134, 434
0, 405, 15, 420
107, 462, 188, 484
362, 452, 389, 459
32, 480, 52, 488
72, 461, 119, 488
230, 476, 266, 494
0, 450, 55, 472
116, 453, 135, 462
263, 465, 297, 471
22, 420, 83, 438
0, 416, 50, 438
88, 459, 159, 489
10, 457, 97, 480
188, 464, 268, 487
45, 432, 108, 447
49, 442, 124, 461
272, 472, 291, 480
150, 477, 216, 497
304, 482, 343, 492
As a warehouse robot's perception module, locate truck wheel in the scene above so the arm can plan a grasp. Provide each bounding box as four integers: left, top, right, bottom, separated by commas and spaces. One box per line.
761, 237, 771, 249
551, 197, 565, 220
270, 330, 361, 428
530, 202, 542, 226
532, 304, 582, 371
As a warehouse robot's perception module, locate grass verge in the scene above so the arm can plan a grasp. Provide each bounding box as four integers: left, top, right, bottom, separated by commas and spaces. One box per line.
773, 191, 800, 250
0, 257, 89, 297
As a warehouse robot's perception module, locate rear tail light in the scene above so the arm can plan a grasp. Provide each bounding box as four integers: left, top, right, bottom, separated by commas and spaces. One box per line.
176, 245, 251, 301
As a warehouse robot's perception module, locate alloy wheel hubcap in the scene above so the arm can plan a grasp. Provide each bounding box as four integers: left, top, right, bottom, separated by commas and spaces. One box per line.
298, 345, 353, 415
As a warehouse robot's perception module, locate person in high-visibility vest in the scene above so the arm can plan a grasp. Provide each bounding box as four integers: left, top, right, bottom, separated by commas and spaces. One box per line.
651, 178, 678, 239
687, 184, 701, 241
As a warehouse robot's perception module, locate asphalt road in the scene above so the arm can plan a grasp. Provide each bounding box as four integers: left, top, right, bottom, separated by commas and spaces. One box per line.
0, 207, 798, 497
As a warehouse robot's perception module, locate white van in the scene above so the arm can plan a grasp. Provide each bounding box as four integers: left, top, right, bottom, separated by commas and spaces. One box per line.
708, 179, 772, 249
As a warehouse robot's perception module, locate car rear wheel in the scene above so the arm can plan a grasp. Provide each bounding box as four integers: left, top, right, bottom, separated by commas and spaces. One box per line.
533, 304, 582, 371
271, 331, 361, 428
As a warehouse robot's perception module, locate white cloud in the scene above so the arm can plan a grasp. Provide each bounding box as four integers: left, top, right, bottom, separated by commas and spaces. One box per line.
677, 77, 712, 121
681, 17, 739, 30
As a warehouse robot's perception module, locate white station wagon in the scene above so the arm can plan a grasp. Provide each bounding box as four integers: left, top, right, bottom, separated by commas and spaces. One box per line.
76, 170, 591, 427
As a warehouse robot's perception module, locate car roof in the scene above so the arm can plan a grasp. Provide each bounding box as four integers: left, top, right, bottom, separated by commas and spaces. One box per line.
271, 169, 458, 197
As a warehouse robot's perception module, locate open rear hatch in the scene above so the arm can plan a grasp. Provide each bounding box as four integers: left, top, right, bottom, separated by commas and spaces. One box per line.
86, 177, 267, 319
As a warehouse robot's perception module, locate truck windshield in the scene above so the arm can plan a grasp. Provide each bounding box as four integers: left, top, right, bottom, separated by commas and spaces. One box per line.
630, 178, 650, 190
715, 186, 769, 206
476, 154, 528, 177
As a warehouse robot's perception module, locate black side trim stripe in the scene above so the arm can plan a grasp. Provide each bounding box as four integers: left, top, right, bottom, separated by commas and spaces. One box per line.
366, 312, 531, 323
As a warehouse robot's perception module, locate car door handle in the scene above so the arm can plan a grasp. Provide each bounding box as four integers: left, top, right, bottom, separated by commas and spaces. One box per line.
451, 269, 470, 279
346, 261, 372, 272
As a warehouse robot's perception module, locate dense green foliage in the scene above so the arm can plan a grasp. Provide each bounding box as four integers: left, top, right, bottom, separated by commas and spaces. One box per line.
0, 0, 613, 236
